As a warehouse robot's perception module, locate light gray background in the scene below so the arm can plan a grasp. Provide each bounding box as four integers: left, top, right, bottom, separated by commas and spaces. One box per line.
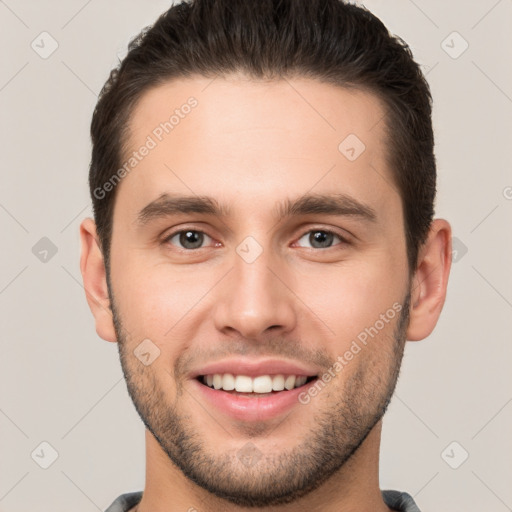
1, 1, 511, 511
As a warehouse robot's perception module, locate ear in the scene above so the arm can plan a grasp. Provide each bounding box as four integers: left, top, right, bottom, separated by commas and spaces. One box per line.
79, 218, 117, 343
407, 218, 452, 341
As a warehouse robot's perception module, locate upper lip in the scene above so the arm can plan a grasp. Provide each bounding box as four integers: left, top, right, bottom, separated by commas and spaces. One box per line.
190, 358, 320, 379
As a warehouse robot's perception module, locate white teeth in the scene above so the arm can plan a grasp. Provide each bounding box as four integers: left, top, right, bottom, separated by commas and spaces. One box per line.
222, 373, 235, 390
253, 375, 273, 393
202, 373, 313, 392
213, 374, 223, 390
284, 375, 296, 390
235, 375, 253, 392
272, 374, 285, 391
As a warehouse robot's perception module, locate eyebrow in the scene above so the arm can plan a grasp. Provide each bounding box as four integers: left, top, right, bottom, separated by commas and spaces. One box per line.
136, 194, 229, 226
135, 192, 377, 226
274, 193, 377, 223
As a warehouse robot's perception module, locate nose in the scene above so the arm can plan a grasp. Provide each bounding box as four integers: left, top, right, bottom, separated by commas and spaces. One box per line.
212, 248, 298, 340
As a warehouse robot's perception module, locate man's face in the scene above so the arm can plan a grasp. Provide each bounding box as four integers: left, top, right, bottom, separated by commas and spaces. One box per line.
108, 76, 411, 506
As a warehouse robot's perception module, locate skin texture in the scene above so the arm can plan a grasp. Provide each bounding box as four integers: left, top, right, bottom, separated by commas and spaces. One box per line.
80, 75, 452, 512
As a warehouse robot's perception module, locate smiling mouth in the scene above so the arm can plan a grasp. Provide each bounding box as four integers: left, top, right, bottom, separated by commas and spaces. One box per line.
196, 374, 318, 396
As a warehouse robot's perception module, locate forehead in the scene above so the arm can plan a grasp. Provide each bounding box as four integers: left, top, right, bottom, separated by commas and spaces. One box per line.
115, 75, 399, 224
127, 75, 387, 157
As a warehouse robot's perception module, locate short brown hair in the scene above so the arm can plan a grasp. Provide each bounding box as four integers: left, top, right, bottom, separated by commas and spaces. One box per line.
89, 0, 436, 274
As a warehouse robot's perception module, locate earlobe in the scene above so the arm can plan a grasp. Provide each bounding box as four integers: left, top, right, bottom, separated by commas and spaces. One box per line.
79, 218, 117, 343
406, 219, 452, 341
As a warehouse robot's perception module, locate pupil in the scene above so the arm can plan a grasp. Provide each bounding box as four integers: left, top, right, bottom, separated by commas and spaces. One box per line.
310, 231, 333, 248
180, 231, 203, 249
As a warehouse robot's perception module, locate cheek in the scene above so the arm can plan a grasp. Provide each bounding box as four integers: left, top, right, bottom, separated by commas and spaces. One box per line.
110, 255, 214, 340
291, 255, 405, 346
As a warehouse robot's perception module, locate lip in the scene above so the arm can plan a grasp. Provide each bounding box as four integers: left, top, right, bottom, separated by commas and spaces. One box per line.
189, 357, 320, 379
190, 376, 318, 422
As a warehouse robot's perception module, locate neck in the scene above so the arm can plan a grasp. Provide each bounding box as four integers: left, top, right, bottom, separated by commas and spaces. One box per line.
135, 421, 392, 512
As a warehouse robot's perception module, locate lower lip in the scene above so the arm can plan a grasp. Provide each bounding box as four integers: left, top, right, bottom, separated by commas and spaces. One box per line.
190, 378, 317, 422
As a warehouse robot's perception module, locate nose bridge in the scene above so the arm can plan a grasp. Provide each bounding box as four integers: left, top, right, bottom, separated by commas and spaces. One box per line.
213, 241, 296, 338
235, 251, 276, 308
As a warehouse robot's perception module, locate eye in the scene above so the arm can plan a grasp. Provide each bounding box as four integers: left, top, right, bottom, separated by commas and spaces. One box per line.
166, 230, 213, 250
296, 230, 347, 249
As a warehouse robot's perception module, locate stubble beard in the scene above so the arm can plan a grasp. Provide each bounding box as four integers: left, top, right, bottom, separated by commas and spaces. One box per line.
112, 291, 410, 508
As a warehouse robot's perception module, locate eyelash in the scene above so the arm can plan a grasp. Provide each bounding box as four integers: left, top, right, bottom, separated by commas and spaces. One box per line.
162, 227, 350, 251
